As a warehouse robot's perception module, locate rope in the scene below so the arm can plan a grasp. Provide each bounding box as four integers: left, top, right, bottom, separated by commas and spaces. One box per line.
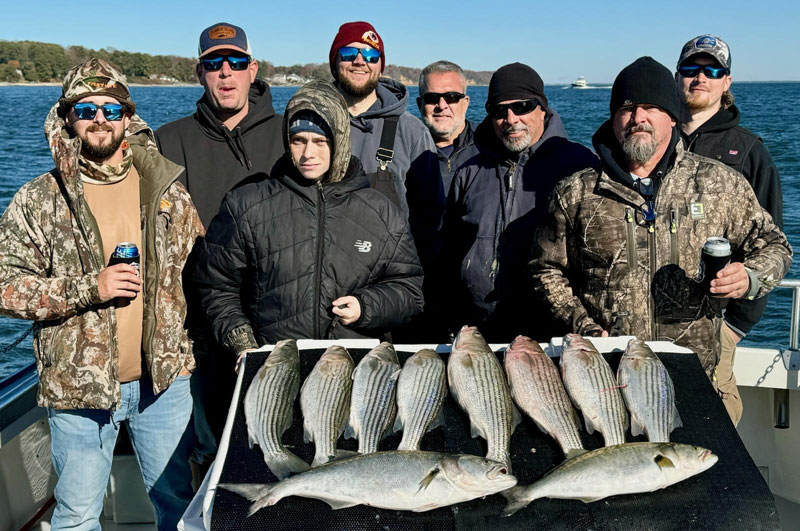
0, 324, 34, 354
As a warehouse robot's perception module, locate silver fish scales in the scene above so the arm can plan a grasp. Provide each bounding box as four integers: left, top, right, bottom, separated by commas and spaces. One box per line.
243, 339, 310, 480
395, 349, 447, 451
448, 326, 520, 471
300, 345, 355, 466
346, 342, 401, 453
617, 338, 682, 442
504, 336, 584, 458
560, 334, 628, 446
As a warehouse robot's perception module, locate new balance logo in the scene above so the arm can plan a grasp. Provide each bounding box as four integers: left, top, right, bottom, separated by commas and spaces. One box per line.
354, 240, 372, 253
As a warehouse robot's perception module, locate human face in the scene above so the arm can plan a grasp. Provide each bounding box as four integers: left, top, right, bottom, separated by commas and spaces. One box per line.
612, 103, 676, 166
491, 99, 546, 153
677, 55, 732, 112
290, 132, 332, 181
197, 48, 258, 116
419, 72, 469, 143
336, 42, 381, 98
67, 95, 130, 163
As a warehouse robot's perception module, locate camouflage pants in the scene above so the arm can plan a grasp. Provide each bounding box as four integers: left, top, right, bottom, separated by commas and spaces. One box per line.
714, 323, 743, 426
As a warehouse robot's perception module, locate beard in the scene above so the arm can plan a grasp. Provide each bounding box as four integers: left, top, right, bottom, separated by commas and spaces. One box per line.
422, 114, 464, 142
621, 124, 658, 165
501, 124, 532, 153
683, 89, 715, 111
338, 71, 380, 98
80, 124, 125, 161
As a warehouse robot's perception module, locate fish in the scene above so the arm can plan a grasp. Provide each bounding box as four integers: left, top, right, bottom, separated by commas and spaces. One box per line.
394, 349, 447, 451
220, 451, 517, 516
504, 336, 585, 458
448, 325, 520, 471
243, 339, 310, 480
502, 442, 717, 515
560, 333, 628, 446
345, 342, 401, 454
617, 338, 682, 442
300, 345, 355, 466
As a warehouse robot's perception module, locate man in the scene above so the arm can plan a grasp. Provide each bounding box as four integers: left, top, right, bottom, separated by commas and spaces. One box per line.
676, 34, 783, 424
531, 57, 791, 411
439, 63, 598, 342
0, 59, 203, 529
328, 21, 439, 270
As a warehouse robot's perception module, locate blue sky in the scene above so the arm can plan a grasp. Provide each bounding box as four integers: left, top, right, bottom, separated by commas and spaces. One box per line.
4, 0, 799, 82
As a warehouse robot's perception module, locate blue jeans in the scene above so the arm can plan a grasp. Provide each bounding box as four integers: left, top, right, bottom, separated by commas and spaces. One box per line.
47, 375, 194, 531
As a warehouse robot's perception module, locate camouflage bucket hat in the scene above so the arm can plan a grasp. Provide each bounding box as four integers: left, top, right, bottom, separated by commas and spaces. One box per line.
59, 58, 136, 115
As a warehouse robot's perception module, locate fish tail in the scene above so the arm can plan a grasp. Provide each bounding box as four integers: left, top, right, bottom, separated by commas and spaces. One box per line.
501, 486, 535, 516
565, 447, 588, 459
265, 449, 310, 480
218, 483, 278, 517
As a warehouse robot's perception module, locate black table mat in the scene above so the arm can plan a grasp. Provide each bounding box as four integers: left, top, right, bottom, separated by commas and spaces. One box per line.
211, 347, 780, 531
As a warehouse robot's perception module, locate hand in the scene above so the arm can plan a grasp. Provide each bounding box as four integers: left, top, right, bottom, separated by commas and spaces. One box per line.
97, 264, 141, 302
332, 296, 361, 326
235, 348, 259, 373
710, 262, 750, 299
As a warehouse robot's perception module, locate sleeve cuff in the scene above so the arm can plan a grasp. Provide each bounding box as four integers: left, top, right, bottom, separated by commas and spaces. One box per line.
744, 268, 761, 300
70, 273, 102, 309
223, 324, 258, 355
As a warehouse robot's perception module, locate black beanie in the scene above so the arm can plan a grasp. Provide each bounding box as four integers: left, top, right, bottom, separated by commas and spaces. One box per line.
610, 56, 680, 120
487, 62, 548, 108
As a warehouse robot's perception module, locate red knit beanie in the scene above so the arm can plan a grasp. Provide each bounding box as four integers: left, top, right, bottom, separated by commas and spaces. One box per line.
329, 21, 385, 77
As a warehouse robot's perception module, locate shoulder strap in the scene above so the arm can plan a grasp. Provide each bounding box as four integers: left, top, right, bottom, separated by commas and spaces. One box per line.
376, 116, 400, 171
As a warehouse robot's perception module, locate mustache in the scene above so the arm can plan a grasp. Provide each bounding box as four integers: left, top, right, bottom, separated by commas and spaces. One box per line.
86, 124, 114, 133
503, 124, 528, 135
624, 123, 654, 138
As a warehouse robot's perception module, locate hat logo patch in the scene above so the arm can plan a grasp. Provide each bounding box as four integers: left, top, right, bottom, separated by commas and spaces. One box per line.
209, 26, 236, 40
695, 36, 717, 48
85, 77, 117, 90
361, 31, 380, 49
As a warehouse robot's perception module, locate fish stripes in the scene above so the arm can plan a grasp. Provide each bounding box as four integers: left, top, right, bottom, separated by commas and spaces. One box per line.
396, 349, 447, 451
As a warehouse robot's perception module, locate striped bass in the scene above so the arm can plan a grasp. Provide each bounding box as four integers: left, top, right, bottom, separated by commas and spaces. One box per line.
395, 349, 447, 451
221, 451, 517, 516
345, 342, 401, 453
504, 336, 584, 458
300, 345, 355, 466
617, 338, 682, 442
448, 326, 520, 471
243, 339, 310, 480
502, 442, 717, 515
560, 334, 628, 446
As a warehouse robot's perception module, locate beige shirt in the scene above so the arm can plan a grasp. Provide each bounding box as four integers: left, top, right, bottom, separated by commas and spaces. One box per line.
83, 166, 144, 383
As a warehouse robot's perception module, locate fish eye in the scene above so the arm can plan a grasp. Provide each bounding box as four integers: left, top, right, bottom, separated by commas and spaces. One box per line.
499, 468, 508, 475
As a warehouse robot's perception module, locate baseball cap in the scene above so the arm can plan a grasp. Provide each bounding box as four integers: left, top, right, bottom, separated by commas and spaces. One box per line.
198, 22, 252, 58
59, 58, 135, 114
677, 34, 731, 72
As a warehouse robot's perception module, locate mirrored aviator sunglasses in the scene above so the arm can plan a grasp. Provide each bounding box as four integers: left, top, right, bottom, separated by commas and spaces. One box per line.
486, 99, 539, 119
337, 46, 381, 64
677, 64, 728, 79
419, 91, 466, 106
201, 54, 251, 71
72, 102, 126, 121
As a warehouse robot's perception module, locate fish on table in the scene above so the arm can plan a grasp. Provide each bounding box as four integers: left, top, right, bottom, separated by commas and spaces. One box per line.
395, 348, 447, 451
504, 335, 584, 458
448, 325, 520, 471
220, 451, 517, 516
300, 345, 355, 466
617, 338, 682, 442
243, 339, 310, 480
560, 333, 628, 446
502, 442, 717, 515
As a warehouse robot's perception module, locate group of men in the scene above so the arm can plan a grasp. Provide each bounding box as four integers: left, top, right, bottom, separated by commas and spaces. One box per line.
0, 18, 789, 530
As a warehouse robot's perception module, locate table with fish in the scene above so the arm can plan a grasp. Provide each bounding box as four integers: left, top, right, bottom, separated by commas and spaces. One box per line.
207, 336, 781, 531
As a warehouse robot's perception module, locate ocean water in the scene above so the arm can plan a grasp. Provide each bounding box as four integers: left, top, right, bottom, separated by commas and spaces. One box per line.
1, 82, 798, 380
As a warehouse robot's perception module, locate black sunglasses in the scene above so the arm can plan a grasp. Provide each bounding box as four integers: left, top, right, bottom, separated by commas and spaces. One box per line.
417, 91, 467, 106
200, 54, 251, 71
486, 99, 540, 119
677, 64, 728, 79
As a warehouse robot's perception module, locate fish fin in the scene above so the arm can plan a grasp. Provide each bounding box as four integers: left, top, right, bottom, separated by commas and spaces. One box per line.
417, 466, 441, 492
631, 418, 645, 437
265, 450, 310, 480
501, 486, 534, 516
566, 448, 588, 459
343, 420, 356, 440
412, 503, 442, 512
302, 421, 314, 444
390, 368, 402, 382
582, 414, 596, 434
219, 482, 281, 516
427, 406, 447, 432
655, 454, 675, 468
470, 420, 487, 439
673, 407, 683, 429
511, 404, 522, 432
312, 449, 358, 467
324, 499, 360, 510
579, 496, 605, 503
393, 412, 404, 434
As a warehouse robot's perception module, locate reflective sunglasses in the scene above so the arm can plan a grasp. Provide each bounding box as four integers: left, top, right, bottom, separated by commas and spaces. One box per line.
418, 91, 467, 106
72, 102, 126, 121
200, 54, 251, 71
486, 99, 540, 119
337, 46, 381, 64
677, 64, 728, 79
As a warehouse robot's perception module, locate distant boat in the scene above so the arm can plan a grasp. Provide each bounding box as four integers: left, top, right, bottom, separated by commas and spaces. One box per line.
571, 76, 588, 88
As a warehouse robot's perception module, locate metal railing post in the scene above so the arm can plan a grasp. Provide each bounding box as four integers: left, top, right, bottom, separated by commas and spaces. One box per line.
774, 280, 799, 429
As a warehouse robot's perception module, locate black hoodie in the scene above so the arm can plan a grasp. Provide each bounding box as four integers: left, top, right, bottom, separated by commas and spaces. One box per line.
156, 79, 284, 228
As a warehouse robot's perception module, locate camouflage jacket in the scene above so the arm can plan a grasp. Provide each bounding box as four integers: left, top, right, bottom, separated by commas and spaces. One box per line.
0, 104, 204, 409
530, 125, 792, 375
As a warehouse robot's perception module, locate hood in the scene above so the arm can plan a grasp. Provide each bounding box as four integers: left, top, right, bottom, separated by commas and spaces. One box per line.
686, 104, 740, 137
196, 78, 277, 138
346, 77, 409, 133
283, 81, 352, 183
473, 107, 569, 163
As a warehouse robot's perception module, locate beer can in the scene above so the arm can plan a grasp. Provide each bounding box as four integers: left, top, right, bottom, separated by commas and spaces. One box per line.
699, 237, 731, 292
109, 242, 140, 275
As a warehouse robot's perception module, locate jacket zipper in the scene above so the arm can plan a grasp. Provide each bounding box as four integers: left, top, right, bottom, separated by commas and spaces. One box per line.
625, 208, 636, 272
647, 221, 658, 338
313, 182, 326, 338
669, 209, 679, 265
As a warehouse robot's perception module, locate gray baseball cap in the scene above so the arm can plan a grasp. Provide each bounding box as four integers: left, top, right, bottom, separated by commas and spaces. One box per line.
678, 34, 731, 72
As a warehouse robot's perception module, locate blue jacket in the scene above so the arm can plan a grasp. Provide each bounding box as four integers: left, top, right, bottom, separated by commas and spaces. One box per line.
438, 110, 599, 342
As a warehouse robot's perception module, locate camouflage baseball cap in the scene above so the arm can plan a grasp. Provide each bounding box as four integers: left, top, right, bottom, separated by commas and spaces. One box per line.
678, 34, 731, 72
59, 58, 135, 114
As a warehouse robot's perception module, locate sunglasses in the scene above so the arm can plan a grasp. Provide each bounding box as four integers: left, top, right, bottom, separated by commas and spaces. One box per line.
677, 64, 728, 79
200, 54, 251, 71
486, 99, 540, 119
337, 46, 381, 64
418, 91, 467, 106
72, 102, 126, 121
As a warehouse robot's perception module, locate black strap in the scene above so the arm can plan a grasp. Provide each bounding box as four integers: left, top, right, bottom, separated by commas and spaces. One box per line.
367, 116, 402, 207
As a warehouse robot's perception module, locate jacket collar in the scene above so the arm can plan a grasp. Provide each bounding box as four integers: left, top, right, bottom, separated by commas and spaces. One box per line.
682, 104, 740, 141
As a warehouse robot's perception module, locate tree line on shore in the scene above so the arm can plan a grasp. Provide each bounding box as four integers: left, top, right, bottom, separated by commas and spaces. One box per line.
0, 40, 493, 86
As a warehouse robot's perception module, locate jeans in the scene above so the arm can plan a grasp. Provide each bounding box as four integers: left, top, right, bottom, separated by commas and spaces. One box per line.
47, 375, 194, 531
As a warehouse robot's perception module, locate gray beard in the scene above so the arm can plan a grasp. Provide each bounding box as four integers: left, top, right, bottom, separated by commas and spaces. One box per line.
502, 126, 531, 153
622, 135, 658, 165
422, 115, 463, 142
